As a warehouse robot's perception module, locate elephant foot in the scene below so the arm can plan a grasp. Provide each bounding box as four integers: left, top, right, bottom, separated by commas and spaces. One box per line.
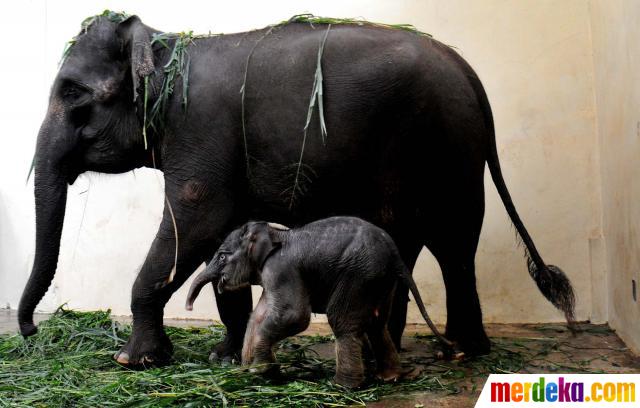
209, 335, 242, 364
442, 326, 491, 358
249, 362, 281, 379
435, 348, 466, 361
114, 330, 173, 368
455, 335, 490, 357
334, 372, 365, 389
376, 368, 401, 383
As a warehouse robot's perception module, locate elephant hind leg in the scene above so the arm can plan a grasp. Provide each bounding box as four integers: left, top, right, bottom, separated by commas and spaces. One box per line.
424, 195, 489, 356
326, 298, 369, 388
434, 250, 489, 356
366, 289, 401, 382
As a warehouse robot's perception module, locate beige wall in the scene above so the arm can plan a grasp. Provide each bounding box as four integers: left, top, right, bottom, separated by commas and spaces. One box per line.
0, 0, 634, 347
410, 1, 601, 325
589, 0, 640, 353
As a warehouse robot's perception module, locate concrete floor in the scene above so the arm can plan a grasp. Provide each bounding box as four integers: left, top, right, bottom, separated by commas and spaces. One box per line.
2, 309, 638, 407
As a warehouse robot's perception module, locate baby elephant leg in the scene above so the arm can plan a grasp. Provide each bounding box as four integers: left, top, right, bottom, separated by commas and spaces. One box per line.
241, 294, 278, 375
367, 326, 401, 382
367, 292, 401, 382
242, 292, 311, 377
334, 333, 366, 388
328, 288, 375, 388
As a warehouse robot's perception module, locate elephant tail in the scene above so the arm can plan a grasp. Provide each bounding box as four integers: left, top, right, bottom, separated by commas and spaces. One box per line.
471, 73, 576, 326
397, 263, 453, 349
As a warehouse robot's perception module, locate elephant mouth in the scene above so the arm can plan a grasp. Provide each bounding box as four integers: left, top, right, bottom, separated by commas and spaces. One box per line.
216, 276, 226, 294
216, 276, 249, 294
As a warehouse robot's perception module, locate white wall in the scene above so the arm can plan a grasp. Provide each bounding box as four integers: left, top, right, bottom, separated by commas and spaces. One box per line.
589, 0, 640, 353
0, 1, 614, 327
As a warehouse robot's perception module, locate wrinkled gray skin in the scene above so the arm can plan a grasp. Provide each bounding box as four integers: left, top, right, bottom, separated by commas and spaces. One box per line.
19, 14, 575, 368
186, 217, 453, 388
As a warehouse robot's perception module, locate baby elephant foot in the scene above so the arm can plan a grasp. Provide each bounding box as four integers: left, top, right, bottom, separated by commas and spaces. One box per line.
249, 362, 281, 379
334, 372, 365, 389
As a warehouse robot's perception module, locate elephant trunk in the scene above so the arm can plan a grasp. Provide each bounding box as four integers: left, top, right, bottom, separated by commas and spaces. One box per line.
18, 108, 75, 337
185, 264, 218, 311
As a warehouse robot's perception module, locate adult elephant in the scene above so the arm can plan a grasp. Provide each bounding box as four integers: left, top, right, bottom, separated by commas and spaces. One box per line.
18, 12, 574, 366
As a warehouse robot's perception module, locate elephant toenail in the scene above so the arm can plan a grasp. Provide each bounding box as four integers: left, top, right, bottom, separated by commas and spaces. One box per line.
115, 352, 130, 364
453, 352, 465, 361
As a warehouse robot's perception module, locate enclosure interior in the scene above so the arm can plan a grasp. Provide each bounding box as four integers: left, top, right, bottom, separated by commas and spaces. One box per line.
0, 0, 637, 353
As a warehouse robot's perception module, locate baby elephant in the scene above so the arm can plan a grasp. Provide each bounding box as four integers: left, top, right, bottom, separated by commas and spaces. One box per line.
186, 216, 452, 388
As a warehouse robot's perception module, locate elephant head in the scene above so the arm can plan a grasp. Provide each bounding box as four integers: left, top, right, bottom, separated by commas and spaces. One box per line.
185, 222, 288, 310
18, 13, 158, 337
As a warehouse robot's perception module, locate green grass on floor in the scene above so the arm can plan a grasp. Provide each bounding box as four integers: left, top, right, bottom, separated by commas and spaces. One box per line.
0, 308, 608, 407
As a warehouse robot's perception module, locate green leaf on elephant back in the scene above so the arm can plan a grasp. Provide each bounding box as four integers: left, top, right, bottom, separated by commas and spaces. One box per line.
60, 11, 435, 149
283, 13, 433, 38
143, 30, 195, 138
60, 10, 130, 66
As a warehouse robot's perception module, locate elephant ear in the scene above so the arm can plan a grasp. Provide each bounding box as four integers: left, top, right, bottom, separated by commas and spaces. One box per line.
116, 16, 154, 102
247, 223, 282, 270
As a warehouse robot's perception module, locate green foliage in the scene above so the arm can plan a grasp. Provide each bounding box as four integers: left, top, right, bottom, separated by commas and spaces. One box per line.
283, 14, 433, 38
142, 31, 195, 149
240, 26, 276, 177
60, 10, 130, 65
80, 9, 130, 30
0, 309, 451, 407
26, 154, 35, 184
287, 24, 331, 209
1, 309, 610, 407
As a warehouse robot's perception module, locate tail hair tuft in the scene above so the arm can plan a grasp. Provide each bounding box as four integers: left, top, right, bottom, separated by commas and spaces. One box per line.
528, 257, 576, 326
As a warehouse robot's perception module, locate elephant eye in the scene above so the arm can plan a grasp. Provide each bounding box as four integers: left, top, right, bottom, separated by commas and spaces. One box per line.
63, 87, 80, 99
218, 253, 226, 261
60, 81, 91, 106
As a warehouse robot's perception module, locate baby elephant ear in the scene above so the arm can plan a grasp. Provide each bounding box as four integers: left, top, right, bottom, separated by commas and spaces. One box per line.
116, 16, 154, 102
248, 223, 282, 269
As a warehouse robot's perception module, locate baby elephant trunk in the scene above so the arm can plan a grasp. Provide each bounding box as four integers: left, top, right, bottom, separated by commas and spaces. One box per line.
185, 265, 217, 311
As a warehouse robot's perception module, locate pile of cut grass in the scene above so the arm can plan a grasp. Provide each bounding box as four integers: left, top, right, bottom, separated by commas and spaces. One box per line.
0, 308, 598, 407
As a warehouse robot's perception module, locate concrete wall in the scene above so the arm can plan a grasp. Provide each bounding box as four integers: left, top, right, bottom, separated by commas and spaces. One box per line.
0, 0, 627, 335
589, 0, 640, 353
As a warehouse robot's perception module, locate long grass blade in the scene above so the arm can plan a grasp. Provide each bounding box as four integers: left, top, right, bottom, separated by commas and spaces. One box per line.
240, 26, 275, 178
26, 154, 36, 184
289, 24, 331, 209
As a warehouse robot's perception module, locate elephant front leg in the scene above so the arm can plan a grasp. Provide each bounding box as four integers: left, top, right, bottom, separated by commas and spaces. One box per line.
210, 287, 252, 363
334, 333, 366, 388
114, 218, 209, 367
241, 294, 280, 377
